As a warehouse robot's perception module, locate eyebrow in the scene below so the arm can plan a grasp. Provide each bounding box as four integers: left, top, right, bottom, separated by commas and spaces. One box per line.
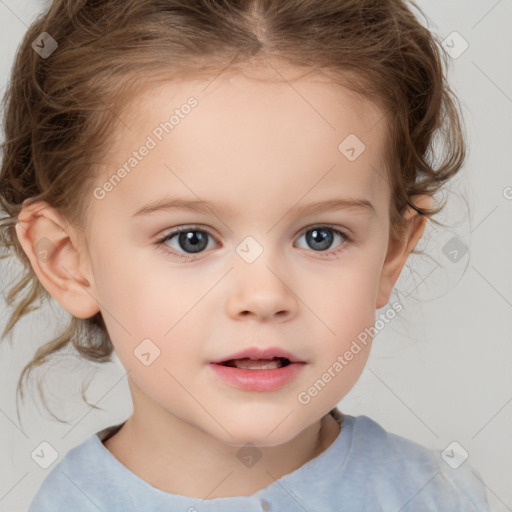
131, 196, 376, 218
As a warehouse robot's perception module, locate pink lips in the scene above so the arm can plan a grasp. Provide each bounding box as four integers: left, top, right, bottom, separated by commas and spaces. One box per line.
209, 346, 306, 392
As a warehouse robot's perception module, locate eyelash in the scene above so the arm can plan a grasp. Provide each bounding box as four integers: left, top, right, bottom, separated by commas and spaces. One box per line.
154, 225, 352, 262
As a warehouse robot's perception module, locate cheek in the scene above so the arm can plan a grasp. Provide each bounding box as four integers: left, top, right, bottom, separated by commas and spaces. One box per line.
92, 256, 205, 373
306, 253, 382, 333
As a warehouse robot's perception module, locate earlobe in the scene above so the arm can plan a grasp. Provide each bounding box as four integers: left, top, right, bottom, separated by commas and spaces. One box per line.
376, 195, 433, 309
15, 201, 100, 319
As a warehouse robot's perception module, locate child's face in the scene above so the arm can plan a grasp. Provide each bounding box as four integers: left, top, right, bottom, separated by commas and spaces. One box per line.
51, 67, 419, 445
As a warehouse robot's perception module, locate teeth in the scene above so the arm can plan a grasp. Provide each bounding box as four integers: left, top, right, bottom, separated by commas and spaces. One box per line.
227, 357, 284, 370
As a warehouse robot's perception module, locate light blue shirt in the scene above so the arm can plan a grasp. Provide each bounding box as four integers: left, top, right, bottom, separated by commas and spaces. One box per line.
28, 413, 490, 511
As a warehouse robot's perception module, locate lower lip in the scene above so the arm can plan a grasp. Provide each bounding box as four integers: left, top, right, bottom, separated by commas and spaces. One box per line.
208, 362, 306, 392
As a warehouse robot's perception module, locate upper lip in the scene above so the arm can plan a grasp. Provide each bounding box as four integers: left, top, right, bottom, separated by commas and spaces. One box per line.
210, 347, 306, 364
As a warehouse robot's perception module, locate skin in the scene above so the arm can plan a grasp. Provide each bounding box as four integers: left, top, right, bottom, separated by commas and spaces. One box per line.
15, 63, 431, 499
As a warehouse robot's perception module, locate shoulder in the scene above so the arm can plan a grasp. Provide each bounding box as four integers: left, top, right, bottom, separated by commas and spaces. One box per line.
346, 415, 491, 512
27, 426, 129, 512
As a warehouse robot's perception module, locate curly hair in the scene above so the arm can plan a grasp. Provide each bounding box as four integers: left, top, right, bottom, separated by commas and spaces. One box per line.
0, 0, 466, 420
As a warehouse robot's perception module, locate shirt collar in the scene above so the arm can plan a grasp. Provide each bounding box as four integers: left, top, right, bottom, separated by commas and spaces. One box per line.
93, 411, 355, 511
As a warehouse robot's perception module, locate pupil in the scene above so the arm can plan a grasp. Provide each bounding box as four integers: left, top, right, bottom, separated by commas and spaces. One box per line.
307, 228, 333, 251
179, 231, 207, 253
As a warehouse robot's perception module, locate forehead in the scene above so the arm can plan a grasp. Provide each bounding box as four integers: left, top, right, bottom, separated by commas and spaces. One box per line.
91, 66, 390, 223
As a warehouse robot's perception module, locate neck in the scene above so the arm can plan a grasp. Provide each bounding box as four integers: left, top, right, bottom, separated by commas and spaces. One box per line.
102, 409, 342, 499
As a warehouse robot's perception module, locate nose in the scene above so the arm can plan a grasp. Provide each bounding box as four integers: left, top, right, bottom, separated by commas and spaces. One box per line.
225, 252, 298, 322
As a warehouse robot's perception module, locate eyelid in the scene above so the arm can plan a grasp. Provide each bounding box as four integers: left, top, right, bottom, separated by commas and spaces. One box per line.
154, 224, 220, 245
297, 222, 346, 236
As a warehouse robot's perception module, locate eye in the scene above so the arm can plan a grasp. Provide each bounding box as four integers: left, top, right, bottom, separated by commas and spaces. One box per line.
154, 224, 351, 261
155, 226, 216, 260
295, 225, 350, 257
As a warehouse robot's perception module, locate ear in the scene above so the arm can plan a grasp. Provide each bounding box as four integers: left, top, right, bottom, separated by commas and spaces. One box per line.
14, 200, 100, 319
376, 195, 433, 309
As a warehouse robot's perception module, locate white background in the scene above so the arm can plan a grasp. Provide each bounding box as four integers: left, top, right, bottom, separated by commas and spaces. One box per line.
0, 1, 511, 511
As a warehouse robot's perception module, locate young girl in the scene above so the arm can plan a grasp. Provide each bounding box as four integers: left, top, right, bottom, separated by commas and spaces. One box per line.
0, 0, 492, 510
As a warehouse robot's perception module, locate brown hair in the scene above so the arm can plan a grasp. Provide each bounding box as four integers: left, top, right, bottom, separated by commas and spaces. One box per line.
0, 0, 466, 421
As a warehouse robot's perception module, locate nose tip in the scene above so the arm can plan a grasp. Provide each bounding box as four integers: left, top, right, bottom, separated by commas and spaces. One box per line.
227, 265, 297, 322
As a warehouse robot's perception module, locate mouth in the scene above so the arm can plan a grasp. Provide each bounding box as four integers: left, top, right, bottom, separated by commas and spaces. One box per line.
218, 357, 292, 370
210, 347, 305, 367
208, 348, 306, 391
